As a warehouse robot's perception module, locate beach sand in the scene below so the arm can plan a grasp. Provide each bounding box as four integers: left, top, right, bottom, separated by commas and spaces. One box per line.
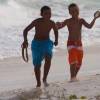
0, 44, 100, 100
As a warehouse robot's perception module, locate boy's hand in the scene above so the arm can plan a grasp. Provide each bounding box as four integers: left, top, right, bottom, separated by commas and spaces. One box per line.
94, 11, 100, 19
54, 41, 58, 46
56, 22, 62, 29
21, 41, 28, 48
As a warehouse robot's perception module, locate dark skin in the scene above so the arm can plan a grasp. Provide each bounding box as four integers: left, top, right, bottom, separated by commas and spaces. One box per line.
56, 6, 100, 81
22, 9, 58, 87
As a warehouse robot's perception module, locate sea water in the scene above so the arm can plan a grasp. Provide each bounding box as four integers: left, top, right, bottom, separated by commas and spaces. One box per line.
0, 0, 100, 59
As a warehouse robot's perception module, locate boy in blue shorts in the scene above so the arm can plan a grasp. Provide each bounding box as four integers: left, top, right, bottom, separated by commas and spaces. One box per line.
22, 6, 58, 87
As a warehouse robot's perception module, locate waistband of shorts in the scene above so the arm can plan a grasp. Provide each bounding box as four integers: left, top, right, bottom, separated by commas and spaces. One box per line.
67, 45, 83, 51
32, 38, 52, 43
67, 40, 82, 46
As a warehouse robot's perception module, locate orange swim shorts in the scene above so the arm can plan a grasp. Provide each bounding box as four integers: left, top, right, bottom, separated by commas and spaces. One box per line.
67, 40, 83, 67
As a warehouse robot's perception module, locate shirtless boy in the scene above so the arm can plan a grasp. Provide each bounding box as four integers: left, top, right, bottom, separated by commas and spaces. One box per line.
56, 3, 100, 82
22, 6, 58, 87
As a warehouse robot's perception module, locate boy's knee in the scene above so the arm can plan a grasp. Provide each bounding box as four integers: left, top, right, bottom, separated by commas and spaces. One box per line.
45, 55, 52, 63
34, 65, 41, 70
33, 57, 43, 67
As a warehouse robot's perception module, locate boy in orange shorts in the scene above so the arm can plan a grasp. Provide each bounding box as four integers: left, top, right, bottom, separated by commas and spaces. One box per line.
56, 3, 100, 82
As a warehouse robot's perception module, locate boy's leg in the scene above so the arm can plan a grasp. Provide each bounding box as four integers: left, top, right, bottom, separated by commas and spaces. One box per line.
75, 66, 81, 77
42, 39, 53, 86
31, 40, 44, 87
70, 63, 78, 81
75, 49, 83, 77
68, 48, 78, 81
34, 65, 41, 87
43, 55, 51, 86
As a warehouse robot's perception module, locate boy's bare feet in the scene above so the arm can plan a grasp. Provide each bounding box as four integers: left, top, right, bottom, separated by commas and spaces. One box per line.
36, 82, 41, 87
43, 80, 49, 87
69, 77, 79, 82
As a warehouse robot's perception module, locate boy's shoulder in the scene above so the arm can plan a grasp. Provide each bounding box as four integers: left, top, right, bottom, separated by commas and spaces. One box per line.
79, 18, 85, 23
30, 18, 42, 25
62, 18, 72, 23
50, 19, 55, 24
34, 18, 55, 23
34, 18, 43, 22
62, 18, 71, 25
67, 18, 84, 22
32, 18, 45, 24
65, 18, 71, 21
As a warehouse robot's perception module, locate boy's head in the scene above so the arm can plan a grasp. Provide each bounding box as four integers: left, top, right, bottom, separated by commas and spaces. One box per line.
40, 6, 51, 19
68, 3, 79, 18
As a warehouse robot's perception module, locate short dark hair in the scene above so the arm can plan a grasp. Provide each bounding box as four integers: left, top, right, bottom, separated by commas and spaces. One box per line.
41, 6, 51, 14
68, 3, 78, 10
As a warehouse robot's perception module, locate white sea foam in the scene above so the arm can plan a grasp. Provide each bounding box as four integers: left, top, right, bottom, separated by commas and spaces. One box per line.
0, 0, 100, 59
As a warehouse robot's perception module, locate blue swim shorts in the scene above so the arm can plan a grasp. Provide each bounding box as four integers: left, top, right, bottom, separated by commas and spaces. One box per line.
31, 39, 53, 67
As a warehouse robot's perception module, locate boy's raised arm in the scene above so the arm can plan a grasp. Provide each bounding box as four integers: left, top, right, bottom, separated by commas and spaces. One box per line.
52, 21, 58, 46
81, 16, 99, 29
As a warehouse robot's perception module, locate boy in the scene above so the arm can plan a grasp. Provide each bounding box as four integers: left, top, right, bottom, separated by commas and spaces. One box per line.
22, 6, 58, 87
56, 3, 100, 82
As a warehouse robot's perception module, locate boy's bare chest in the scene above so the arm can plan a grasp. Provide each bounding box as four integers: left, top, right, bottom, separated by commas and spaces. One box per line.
68, 21, 82, 30
35, 23, 52, 33
69, 21, 81, 28
37, 22, 51, 29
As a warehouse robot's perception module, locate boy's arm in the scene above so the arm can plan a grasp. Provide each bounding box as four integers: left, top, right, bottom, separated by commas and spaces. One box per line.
23, 20, 36, 42
81, 17, 97, 29
22, 20, 36, 48
52, 21, 58, 46
56, 19, 68, 29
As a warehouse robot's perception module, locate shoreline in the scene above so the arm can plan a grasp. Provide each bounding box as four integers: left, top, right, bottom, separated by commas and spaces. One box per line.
0, 44, 100, 99
0, 74, 100, 100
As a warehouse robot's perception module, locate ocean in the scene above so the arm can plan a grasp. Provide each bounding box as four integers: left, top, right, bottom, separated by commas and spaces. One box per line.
0, 0, 100, 59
